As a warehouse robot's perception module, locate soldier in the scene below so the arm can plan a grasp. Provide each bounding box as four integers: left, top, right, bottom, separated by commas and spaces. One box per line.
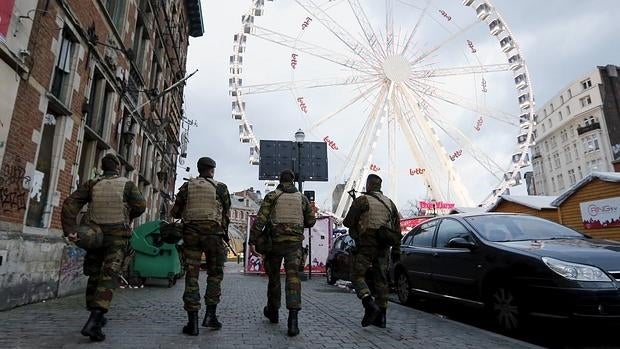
171, 157, 231, 336
61, 153, 146, 342
249, 169, 316, 337
343, 174, 400, 328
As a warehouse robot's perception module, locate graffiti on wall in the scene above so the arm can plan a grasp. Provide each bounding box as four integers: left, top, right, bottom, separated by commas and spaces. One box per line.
58, 246, 87, 296
0, 162, 31, 212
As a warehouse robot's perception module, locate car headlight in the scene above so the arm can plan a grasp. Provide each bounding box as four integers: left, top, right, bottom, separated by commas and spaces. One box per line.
542, 257, 612, 282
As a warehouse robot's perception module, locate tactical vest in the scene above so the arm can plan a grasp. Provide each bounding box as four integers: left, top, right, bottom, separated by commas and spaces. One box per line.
361, 193, 392, 230
271, 190, 304, 225
184, 178, 223, 224
89, 176, 129, 224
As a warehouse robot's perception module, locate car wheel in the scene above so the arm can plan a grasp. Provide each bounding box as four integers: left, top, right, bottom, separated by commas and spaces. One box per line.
488, 285, 522, 333
396, 271, 413, 305
326, 265, 337, 285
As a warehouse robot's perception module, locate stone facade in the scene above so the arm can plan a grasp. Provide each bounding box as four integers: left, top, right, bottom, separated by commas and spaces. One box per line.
0, 0, 203, 310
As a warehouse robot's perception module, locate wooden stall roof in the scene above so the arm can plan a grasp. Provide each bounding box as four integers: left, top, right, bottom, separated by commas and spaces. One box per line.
551, 172, 620, 207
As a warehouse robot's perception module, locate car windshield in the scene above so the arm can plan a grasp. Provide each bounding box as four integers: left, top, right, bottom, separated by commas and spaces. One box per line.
464, 215, 584, 242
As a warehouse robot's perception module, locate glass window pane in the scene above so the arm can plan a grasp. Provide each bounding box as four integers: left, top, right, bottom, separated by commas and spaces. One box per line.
435, 219, 472, 248
411, 221, 437, 247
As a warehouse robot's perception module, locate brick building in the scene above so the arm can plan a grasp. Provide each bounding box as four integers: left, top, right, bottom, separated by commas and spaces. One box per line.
0, 0, 203, 310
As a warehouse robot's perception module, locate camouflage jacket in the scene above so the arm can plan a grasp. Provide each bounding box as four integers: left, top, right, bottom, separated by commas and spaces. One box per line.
170, 176, 231, 235
250, 182, 316, 244
343, 189, 400, 249
61, 171, 146, 237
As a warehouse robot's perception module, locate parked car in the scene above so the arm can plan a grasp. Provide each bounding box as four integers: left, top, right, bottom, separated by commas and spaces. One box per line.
325, 234, 356, 285
392, 213, 620, 332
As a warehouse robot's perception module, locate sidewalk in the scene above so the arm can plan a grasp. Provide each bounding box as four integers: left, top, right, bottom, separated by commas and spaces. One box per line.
0, 262, 539, 349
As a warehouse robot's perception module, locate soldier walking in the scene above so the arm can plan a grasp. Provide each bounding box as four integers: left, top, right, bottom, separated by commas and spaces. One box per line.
249, 169, 316, 337
61, 154, 146, 342
171, 157, 231, 336
343, 174, 400, 328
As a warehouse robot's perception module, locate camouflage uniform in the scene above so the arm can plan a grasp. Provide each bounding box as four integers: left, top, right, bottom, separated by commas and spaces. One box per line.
343, 184, 400, 311
61, 171, 146, 312
249, 182, 316, 311
171, 177, 230, 312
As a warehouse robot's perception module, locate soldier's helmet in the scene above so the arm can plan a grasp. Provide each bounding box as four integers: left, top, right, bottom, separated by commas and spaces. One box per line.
197, 157, 216, 169
76, 223, 104, 250
102, 153, 121, 166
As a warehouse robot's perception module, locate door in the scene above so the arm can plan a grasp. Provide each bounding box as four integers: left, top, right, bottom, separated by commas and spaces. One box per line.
401, 220, 438, 292
431, 218, 482, 302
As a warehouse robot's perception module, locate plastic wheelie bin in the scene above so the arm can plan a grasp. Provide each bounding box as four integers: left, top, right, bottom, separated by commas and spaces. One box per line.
130, 220, 183, 287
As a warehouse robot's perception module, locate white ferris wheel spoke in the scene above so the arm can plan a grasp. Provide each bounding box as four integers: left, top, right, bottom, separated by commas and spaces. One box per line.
406, 80, 518, 126
238, 75, 380, 95
398, 85, 474, 206
387, 82, 398, 202
294, 0, 383, 69
410, 91, 505, 180
409, 20, 479, 65
347, 0, 387, 59
335, 84, 389, 218
251, 25, 375, 74
310, 82, 382, 131
400, 0, 433, 56
386, 0, 395, 55
411, 63, 512, 78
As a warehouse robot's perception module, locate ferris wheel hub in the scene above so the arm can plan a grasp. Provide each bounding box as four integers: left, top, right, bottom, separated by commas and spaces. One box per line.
382, 55, 411, 83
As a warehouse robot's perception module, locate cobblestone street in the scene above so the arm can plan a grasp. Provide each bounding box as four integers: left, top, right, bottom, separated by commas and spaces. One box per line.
0, 263, 538, 349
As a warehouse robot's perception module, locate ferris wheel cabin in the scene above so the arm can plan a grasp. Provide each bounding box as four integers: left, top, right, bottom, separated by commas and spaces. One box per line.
508, 54, 522, 70
489, 19, 503, 36
518, 93, 531, 109
462, 0, 475, 6
476, 3, 491, 20
500, 36, 514, 53
514, 74, 528, 90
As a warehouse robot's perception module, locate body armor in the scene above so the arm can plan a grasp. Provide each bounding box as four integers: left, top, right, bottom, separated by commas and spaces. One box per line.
361, 193, 392, 230
184, 178, 223, 224
272, 191, 304, 225
89, 176, 129, 224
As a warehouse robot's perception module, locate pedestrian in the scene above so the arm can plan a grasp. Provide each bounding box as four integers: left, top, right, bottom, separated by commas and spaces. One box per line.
343, 174, 401, 328
249, 169, 316, 337
61, 153, 146, 342
171, 157, 231, 336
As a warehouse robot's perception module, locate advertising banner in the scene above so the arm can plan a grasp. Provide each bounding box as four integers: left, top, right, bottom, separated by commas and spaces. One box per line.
245, 215, 333, 274
580, 197, 620, 229
0, 0, 15, 39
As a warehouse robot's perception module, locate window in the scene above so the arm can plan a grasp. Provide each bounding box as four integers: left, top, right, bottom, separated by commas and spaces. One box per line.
581, 79, 592, 90
560, 130, 568, 143
550, 103, 554, 111
132, 15, 150, 73
569, 125, 575, 137
542, 123, 546, 133
50, 31, 76, 103
435, 219, 473, 248
560, 95, 565, 104
566, 105, 571, 115
402, 232, 415, 246
103, 0, 126, 31
577, 166, 583, 179
411, 221, 437, 247
553, 152, 561, 169
558, 110, 563, 121
551, 177, 556, 192
583, 134, 600, 153
544, 141, 549, 152
546, 155, 552, 170
548, 118, 553, 129
580, 95, 592, 107
558, 174, 565, 191
584, 115, 596, 126
564, 145, 571, 163
567, 88, 572, 98
568, 169, 576, 185
25, 114, 58, 228
550, 136, 557, 148
86, 69, 113, 137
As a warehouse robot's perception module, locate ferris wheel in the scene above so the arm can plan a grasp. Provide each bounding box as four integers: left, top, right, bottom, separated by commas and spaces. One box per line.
229, 0, 536, 218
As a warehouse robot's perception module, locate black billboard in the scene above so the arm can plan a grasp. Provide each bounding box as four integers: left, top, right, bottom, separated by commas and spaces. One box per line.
258, 140, 328, 181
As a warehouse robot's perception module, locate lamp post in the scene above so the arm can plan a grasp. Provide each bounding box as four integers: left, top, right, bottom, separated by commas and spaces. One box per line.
294, 129, 305, 192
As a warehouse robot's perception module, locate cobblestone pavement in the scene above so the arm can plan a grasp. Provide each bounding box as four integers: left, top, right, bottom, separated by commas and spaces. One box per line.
0, 263, 539, 349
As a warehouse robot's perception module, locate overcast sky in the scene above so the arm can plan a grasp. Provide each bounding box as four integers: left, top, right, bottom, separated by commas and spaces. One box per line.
179, 0, 619, 212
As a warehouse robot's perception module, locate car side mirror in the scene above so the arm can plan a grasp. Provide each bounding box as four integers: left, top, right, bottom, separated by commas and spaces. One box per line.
448, 237, 477, 250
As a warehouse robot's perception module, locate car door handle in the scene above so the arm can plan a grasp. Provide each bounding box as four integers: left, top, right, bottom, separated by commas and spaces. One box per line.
433, 253, 439, 258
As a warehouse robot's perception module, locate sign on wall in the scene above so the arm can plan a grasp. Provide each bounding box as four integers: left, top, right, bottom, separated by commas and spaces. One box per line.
579, 197, 620, 229
0, 0, 15, 39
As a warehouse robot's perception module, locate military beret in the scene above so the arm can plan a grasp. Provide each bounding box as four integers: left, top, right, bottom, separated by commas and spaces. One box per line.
102, 153, 121, 166
197, 157, 216, 168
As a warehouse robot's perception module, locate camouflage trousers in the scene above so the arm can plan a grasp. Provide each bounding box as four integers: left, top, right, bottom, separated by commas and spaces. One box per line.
264, 242, 302, 310
183, 232, 226, 311
84, 235, 130, 312
352, 247, 390, 308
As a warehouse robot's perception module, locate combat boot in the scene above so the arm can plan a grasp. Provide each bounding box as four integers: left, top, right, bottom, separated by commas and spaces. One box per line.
80, 309, 106, 342
202, 304, 222, 329
263, 306, 279, 323
182, 311, 199, 336
372, 307, 387, 328
287, 309, 300, 337
361, 295, 381, 327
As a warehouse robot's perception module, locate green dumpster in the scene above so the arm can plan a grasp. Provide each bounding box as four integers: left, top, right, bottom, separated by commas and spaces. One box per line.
130, 220, 183, 287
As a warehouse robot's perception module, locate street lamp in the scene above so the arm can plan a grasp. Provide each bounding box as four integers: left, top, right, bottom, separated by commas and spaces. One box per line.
295, 128, 305, 142
294, 129, 305, 192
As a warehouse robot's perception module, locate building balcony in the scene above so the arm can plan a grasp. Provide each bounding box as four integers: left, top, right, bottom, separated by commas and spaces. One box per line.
577, 122, 600, 135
